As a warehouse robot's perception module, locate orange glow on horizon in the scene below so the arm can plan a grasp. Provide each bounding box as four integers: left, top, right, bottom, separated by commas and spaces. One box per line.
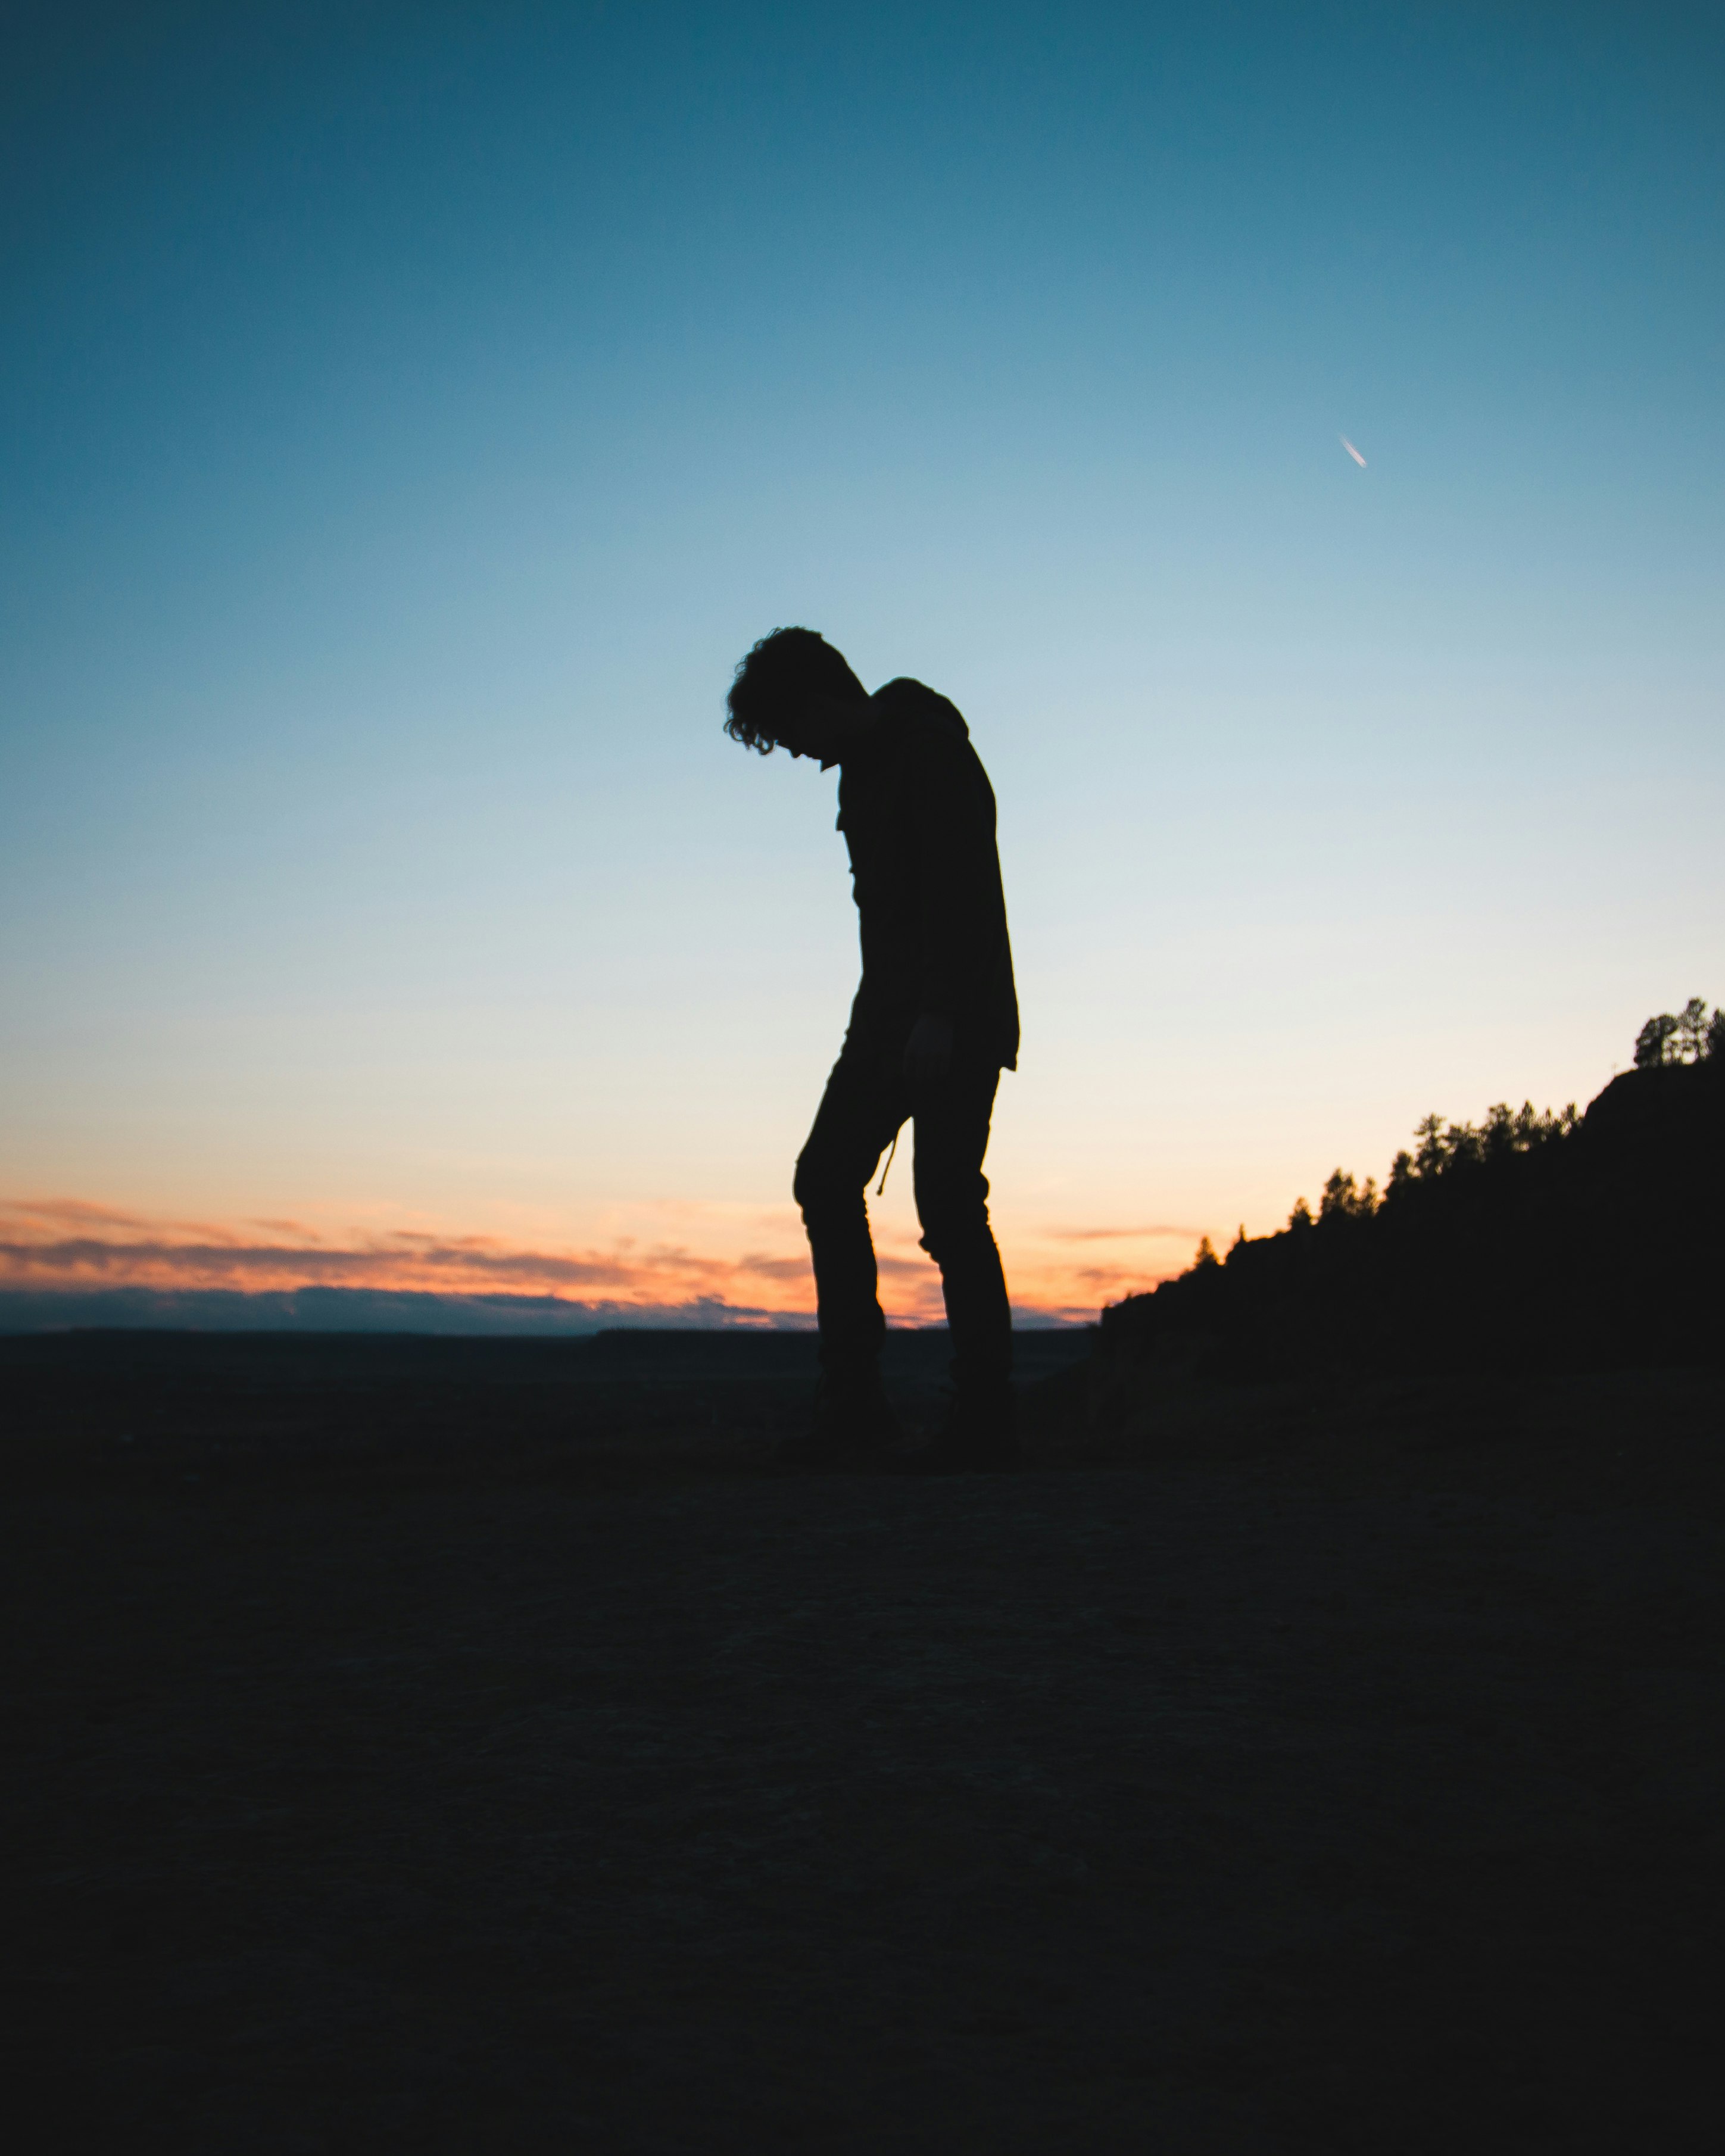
0, 1195, 1193, 1325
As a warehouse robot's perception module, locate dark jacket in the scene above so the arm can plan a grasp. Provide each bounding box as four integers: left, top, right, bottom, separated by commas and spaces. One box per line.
835, 678, 1019, 1071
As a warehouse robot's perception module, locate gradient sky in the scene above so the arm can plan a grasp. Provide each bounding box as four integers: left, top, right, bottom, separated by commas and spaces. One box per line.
4, 1, 1722, 1322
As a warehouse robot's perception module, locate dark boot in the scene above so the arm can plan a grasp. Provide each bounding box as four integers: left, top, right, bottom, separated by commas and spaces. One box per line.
769, 1367, 904, 1470
900, 1386, 1019, 1473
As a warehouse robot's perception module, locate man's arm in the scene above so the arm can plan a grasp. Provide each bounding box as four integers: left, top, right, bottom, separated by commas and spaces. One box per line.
905, 730, 1005, 1078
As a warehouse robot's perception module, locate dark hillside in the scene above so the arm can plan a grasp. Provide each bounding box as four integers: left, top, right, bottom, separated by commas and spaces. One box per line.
1100, 1053, 1724, 1382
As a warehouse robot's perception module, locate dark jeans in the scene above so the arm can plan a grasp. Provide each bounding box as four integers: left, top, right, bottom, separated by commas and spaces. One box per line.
793, 1031, 1011, 1397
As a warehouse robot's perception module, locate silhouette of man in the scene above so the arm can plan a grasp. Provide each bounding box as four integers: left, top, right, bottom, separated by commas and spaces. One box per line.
725, 628, 1019, 1468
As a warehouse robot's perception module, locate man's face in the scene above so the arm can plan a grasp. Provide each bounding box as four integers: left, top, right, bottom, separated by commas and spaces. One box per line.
771, 707, 825, 762
773, 693, 869, 768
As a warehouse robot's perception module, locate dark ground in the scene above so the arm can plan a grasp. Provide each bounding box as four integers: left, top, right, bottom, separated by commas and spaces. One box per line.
2, 1329, 1721, 2153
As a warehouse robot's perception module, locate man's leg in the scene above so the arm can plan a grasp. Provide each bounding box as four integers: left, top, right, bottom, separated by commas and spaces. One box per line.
793, 1037, 910, 1389
911, 1057, 1013, 1447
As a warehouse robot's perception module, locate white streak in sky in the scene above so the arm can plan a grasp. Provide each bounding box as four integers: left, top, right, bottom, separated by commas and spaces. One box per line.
1340, 435, 1367, 467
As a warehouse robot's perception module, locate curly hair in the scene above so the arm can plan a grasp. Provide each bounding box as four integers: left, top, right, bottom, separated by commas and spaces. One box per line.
724, 628, 865, 753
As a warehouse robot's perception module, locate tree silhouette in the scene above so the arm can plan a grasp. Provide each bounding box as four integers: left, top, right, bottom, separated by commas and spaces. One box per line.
1412, 1113, 1447, 1177
1097, 999, 1722, 1384
1634, 1000, 1716, 1068
1634, 1013, 1680, 1069
1320, 1170, 1379, 1219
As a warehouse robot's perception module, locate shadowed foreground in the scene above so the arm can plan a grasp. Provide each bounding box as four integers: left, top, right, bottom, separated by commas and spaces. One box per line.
2, 1332, 1720, 2152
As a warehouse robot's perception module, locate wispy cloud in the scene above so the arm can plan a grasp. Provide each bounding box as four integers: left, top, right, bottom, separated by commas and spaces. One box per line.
1043, 1224, 1205, 1243
1068, 1262, 1175, 1290
6, 1197, 173, 1232
0, 1198, 805, 1308
0, 1197, 1167, 1329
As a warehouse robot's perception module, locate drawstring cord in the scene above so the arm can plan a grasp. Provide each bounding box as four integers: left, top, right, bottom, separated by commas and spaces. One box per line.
875, 1131, 900, 1196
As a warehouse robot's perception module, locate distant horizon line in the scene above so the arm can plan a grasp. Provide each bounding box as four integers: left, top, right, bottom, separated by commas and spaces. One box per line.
0, 1284, 1099, 1337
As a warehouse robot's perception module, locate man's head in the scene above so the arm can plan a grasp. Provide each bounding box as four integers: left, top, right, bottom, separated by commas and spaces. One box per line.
724, 628, 868, 759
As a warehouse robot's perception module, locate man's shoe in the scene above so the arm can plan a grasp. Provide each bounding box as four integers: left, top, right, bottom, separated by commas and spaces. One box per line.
768, 1369, 904, 1471
899, 1387, 1019, 1473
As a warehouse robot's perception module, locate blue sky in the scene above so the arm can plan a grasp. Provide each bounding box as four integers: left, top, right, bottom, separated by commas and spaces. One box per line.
3, 1, 1721, 1319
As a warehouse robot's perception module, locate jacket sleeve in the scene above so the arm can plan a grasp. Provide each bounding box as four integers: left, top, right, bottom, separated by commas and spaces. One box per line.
908, 729, 1006, 1019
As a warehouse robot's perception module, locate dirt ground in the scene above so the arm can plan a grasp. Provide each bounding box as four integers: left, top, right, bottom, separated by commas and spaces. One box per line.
2, 1332, 1721, 2153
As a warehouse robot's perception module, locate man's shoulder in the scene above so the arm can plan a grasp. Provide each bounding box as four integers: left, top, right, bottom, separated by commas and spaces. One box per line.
872, 677, 971, 742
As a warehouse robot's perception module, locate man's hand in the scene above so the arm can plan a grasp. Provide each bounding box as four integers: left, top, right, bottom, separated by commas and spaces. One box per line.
903, 1013, 954, 1086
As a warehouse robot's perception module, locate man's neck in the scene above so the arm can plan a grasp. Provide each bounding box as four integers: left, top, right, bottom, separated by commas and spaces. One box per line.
819, 694, 882, 769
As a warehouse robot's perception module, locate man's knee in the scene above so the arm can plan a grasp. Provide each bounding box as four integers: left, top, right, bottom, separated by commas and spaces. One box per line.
916, 1177, 993, 1262
794, 1148, 863, 1225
